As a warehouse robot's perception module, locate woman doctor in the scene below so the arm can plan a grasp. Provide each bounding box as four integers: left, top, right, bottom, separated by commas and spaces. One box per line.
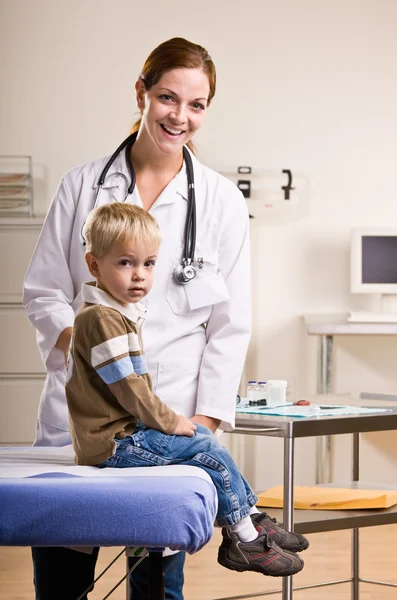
23, 37, 251, 600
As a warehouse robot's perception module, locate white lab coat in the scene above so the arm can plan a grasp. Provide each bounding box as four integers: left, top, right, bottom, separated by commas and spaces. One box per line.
23, 148, 251, 446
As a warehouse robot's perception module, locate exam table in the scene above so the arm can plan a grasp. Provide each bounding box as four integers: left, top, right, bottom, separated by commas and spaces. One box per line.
0, 445, 217, 599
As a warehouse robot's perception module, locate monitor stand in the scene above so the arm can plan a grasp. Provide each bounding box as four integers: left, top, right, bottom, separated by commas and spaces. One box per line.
348, 294, 397, 323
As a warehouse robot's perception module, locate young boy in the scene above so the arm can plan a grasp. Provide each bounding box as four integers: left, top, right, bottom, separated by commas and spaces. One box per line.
66, 203, 308, 577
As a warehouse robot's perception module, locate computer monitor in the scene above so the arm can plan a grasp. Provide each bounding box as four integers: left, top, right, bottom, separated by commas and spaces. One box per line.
351, 228, 397, 313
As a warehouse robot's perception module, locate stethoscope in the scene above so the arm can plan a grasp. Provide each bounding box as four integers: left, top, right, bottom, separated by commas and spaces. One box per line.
82, 131, 199, 285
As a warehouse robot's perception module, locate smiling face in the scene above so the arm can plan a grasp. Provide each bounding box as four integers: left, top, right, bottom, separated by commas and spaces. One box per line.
135, 68, 210, 155
86, 237, 159, 306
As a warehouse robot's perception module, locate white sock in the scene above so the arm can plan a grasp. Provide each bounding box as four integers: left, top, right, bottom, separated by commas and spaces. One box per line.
249, 506, 260, 515
230, 515, 258, 542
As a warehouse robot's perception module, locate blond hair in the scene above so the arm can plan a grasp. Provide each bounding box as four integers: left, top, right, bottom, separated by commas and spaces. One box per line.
84, 203, 161, 258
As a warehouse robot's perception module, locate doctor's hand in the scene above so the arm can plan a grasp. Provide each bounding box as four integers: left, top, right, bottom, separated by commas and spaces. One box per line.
191, 415, 221, 434
56, 327, 73, 366
173, 415, 197, 437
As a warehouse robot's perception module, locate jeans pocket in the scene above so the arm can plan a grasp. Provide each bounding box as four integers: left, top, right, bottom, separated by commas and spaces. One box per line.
97, 453, 119, 468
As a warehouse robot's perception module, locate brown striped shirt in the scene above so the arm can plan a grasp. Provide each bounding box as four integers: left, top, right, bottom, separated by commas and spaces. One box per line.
66, 283, 179, 465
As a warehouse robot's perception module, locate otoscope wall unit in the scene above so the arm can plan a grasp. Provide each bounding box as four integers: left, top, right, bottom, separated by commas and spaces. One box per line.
219, 166, 309, 219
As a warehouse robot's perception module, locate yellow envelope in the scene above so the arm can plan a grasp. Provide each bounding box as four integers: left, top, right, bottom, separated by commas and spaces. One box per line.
256, 485, 397, 510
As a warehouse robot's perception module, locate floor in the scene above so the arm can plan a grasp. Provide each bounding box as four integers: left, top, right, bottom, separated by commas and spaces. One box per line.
1, 525, 396, 599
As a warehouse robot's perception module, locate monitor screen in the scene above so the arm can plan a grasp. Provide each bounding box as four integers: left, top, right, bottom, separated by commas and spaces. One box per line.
351, 228, 397, 294
362, 236, 397, 284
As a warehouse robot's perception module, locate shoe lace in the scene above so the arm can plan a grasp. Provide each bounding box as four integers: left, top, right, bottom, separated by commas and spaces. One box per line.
262, 512, 277, 524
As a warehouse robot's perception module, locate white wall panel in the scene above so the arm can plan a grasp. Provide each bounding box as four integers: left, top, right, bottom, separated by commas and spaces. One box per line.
0, 220, 43, 303
0, 220, 44, 443
0, 376, 44, 443
0, 306, 44, 374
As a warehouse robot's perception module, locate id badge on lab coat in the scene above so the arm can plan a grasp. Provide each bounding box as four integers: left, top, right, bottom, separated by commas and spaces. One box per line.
184, 272, 230, 311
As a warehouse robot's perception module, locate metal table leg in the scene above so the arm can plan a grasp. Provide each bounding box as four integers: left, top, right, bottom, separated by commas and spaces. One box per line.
282, 435, 295, 600
316, 334, 334, 484
352, 432, 360, 600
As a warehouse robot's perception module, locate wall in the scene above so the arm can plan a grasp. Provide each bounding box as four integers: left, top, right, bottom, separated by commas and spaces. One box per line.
1, 0, 397, 488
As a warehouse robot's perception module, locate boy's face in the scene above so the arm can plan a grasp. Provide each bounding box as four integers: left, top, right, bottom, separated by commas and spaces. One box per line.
86, 237, 159, 306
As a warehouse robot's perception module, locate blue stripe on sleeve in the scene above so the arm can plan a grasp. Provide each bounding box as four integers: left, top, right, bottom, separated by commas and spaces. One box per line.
130, 355, 148, 375
96, 356, 134, 384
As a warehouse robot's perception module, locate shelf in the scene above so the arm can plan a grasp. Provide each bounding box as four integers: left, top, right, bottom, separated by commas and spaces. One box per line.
0, 215, 44, 227
265, 481, 397, 534
0, 173, 30, 186
271, 504, 397, 534
303, 313, 397, 335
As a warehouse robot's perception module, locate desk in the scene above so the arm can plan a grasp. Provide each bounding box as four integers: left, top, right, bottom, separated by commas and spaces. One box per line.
303, 314, 397, 483
304, 314, 397, 394
228, 394, 397, 600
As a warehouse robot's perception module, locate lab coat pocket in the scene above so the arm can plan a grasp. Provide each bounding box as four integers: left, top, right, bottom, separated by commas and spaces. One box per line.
167, 251, 229, 316
184, 273, 229, 310
156, 358, 202, 417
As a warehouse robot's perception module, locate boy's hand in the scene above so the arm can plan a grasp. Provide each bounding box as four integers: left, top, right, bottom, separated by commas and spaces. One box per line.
173, 415, 197, 437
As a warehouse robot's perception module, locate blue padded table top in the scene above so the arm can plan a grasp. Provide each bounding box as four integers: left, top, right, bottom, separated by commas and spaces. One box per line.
0, 446, 217, 553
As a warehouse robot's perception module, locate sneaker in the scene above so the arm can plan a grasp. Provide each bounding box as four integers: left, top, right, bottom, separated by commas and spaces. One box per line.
251, 512, 309, 552
218, 526, 304, 577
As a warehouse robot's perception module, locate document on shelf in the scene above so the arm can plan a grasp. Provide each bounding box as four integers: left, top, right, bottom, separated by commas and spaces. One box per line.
235, 403, 392, 417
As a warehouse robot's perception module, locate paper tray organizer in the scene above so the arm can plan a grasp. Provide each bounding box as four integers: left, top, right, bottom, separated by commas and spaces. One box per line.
257, 485, 397, 510
0, 155, 34, 216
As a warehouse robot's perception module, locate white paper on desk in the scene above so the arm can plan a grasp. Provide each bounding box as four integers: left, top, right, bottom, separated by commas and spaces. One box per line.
311, 405, 392, 416
236, 404, 392, 418
236, 402, 293, 414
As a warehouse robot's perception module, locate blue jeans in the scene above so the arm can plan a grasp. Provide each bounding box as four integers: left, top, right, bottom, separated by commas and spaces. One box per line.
128, 551, 185, 600
99, 424, 258, 526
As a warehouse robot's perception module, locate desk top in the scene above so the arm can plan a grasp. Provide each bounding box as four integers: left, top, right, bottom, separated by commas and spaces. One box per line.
304, 314, 397, 335
234, 392, 397, 438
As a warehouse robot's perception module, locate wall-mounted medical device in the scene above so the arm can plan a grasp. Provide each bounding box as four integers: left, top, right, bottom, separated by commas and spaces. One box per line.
219, 166, 309, 219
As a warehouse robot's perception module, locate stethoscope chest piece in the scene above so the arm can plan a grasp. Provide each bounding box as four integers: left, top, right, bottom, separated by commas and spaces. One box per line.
174, 260, 197, 285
